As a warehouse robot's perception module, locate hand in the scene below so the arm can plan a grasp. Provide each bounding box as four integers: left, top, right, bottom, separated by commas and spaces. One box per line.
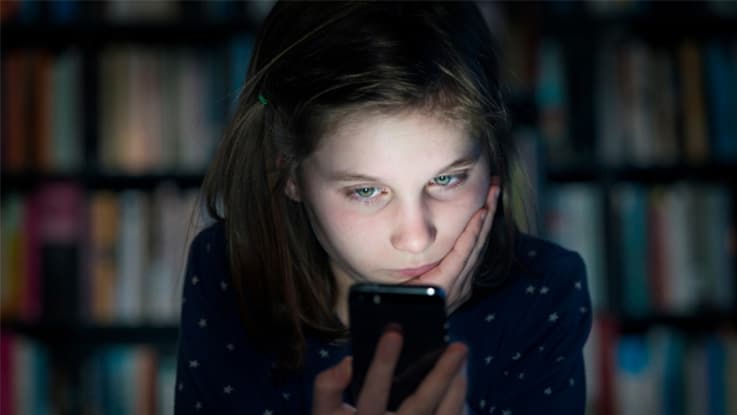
312, 331, 468, 415
411, 183, 500, 313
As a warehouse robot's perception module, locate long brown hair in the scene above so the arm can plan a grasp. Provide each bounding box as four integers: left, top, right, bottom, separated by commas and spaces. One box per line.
202, 1, 518, 371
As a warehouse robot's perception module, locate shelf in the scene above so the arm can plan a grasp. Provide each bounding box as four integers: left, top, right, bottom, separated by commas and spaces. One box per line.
501, 2, 737, 39
1, 321, 180, 347
1, 20, 258, 48
615, 311, 737, 334
547, 163, 737, 184
1, 171, 204, 190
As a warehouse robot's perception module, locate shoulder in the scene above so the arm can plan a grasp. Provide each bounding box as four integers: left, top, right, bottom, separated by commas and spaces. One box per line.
513, 232, 586, 284
186, 221, 228, 275
458, 232, 592, 347
189, 220, 227, 257
507, 233, 591, 322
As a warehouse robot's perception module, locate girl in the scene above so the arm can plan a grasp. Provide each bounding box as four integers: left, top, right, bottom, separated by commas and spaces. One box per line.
175, 2, 592, 414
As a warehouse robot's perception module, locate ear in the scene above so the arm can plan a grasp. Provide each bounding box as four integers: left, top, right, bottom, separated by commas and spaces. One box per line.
284, 175, 302, 202
278, 153, 302, 202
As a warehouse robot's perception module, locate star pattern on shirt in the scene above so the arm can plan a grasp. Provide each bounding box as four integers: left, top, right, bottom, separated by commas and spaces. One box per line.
176, 228, 591, 414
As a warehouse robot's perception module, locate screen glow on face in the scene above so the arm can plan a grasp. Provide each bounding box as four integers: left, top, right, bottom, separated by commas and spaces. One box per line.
297, 111, 491, 290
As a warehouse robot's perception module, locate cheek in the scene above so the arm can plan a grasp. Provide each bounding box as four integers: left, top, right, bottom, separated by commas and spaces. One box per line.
309, 196, 381, 249
435, 177, 490, 241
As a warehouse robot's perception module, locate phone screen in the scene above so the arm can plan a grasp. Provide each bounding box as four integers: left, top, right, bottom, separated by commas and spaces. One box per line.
349, 283, 448, 411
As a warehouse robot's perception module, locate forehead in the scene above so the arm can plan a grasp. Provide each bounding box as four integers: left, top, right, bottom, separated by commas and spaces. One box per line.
308, 111, 477, 172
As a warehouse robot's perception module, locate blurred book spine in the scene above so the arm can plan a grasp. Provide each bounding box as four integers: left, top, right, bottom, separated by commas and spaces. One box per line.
83, 346, 165, 415
545, 184, 607, 310
531, 34, 737, 167
0, 333, 50, 415
1, 185, 199, 324
608, 183, 734, 316
586, 322, 737, 415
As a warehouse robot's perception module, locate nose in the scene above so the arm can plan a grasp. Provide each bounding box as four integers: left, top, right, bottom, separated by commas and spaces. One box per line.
390, 201, 437, 254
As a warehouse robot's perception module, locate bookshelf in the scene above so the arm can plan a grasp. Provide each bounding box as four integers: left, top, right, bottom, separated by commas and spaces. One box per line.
1, 1, 736, 415
0, 2, 260, 414
497, 1, 737, 414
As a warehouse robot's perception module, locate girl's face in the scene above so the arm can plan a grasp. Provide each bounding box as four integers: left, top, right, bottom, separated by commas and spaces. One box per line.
292, 111, 492, 290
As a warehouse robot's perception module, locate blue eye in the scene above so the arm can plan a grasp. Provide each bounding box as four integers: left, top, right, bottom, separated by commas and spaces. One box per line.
431, 173, 466, 187
353, 187, 379, 199
433, 175, 453, 186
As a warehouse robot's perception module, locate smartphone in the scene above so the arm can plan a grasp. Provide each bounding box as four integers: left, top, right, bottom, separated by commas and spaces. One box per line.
349, 283, 448, 411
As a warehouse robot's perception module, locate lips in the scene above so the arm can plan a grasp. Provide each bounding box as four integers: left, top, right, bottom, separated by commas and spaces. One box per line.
396, 261, 440, 278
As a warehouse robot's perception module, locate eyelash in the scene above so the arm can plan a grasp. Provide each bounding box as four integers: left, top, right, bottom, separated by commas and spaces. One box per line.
346, 172, 469, 204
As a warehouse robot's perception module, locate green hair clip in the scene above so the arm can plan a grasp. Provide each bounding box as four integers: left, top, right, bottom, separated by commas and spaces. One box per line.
258, 94, 268, 105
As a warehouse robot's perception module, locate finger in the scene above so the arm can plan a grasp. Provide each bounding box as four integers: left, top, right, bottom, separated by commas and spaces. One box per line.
416, 205, 486, 289
460, 185, 499, 276
397, 342, 468, 414
356, 330, 403, 414
434, 362, 468, 415
312, 356, 355, 415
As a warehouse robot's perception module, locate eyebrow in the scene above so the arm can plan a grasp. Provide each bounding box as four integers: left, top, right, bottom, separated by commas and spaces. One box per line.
327, 153, 480, 183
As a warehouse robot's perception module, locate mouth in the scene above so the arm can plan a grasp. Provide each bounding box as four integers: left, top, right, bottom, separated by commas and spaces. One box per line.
395, 261, 440, 278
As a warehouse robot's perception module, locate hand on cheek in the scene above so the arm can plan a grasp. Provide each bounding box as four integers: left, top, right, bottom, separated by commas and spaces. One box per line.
411, 183, 500, 313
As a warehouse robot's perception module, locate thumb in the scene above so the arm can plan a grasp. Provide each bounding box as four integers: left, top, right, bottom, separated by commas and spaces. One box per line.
312, 356, 354, 414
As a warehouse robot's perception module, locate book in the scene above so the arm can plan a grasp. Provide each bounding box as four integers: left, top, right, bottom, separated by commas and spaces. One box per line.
614, 184, 650, 316
678, 41, 709, 164
88, 191, 120, 323
704, 42, 737, 163
37, 182, 85, 323
545, 184, 606, 310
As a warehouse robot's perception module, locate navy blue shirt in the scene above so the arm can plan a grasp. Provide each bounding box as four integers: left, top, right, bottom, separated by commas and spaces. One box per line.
175, 223, 592, 414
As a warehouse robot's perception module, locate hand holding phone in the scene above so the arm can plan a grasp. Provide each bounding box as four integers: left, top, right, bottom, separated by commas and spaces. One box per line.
349, 283, 450, 411
311, 330, 468, 415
